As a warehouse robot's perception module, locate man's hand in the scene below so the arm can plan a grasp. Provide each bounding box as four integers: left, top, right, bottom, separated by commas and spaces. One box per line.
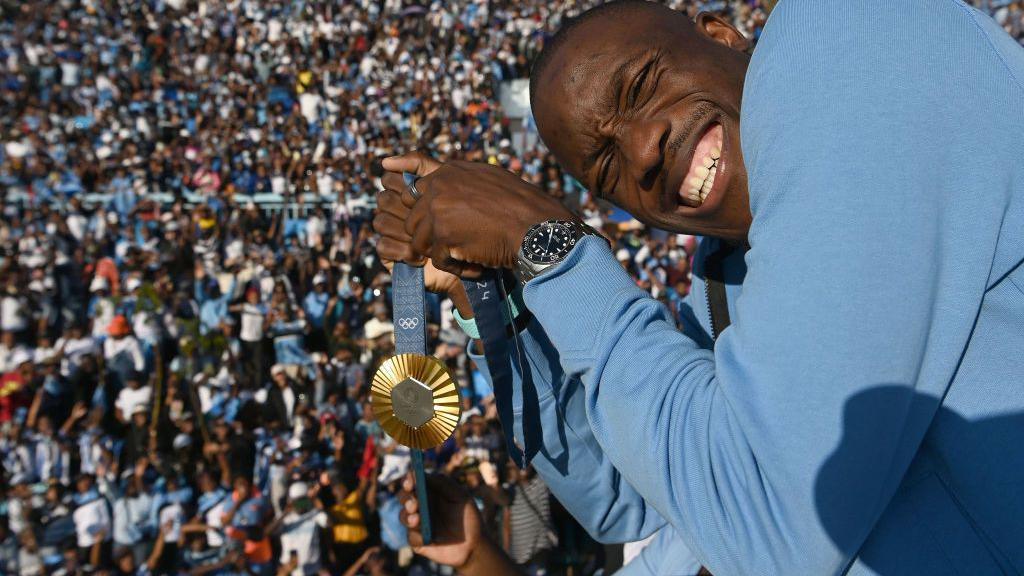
376, 152, 574, 277
399, 474, 481, 569
400, 474, 520, 576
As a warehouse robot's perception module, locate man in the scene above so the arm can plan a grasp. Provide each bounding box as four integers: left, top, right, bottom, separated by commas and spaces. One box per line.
377, 1, 1024, 575
269, 481, 328, 576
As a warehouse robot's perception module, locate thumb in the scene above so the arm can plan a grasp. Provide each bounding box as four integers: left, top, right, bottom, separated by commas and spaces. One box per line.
382, 151, 441, 178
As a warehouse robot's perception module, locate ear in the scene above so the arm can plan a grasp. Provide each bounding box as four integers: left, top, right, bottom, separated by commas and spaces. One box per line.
694, 12, 751, 53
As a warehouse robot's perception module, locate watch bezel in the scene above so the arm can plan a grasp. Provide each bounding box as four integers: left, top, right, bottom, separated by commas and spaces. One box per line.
522, 220, 578, 265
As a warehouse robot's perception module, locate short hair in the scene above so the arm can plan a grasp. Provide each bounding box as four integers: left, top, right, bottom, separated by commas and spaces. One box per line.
529, 0, 662, 105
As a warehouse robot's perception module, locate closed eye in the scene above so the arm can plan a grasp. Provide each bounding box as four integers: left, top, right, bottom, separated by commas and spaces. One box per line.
596, 148, 617, 197
628, 59, 656, 109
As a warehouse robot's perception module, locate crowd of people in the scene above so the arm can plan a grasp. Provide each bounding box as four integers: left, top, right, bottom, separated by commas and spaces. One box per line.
0, 0, 1017, 575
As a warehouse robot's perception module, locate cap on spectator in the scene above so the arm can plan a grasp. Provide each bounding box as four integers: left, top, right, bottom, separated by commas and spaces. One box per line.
126, 277, 142, 292
271, 364, 286, 376
132, 404, 149, 417
287, 481, 308, 501
10, 349, 33, 367
287, 437, 303, 452
616, 248, 632, 262
378, 458, 409, 486
107, 315, 130, 337
365, 322, 393, 340
173, 433, 193, 450
312, 272, 327, 285
28, 280, 45, 292
89, 276, 109, 292
459, 407, 482, 426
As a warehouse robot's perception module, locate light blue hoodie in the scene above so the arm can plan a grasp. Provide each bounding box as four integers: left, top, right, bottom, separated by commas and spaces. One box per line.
473, 1, 1024, 574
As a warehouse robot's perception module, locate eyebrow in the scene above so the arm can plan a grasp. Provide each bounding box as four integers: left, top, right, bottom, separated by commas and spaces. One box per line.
581, 50, 652, 176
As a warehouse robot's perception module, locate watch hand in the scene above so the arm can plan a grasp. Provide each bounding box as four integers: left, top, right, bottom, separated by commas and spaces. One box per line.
544, 228, 554, 252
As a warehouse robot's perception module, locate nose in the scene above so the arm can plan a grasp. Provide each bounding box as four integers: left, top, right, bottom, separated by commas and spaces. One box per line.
617, 117, 671, 188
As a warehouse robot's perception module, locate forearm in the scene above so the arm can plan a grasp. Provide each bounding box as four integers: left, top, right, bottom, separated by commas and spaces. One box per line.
470, 320, 664, 543
458, 539, 521, 576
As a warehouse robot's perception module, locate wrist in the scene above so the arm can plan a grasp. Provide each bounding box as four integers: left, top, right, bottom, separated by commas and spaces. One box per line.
449, 286, 474, 320
457, 537, 516, 575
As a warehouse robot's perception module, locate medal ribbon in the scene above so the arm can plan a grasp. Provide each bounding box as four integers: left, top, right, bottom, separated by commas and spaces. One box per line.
462, 274, 537, 468
391, 262, 434, 544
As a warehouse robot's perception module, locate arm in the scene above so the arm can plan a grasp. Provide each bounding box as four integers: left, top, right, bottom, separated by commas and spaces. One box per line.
60, 403, 89, 436
519, 3, 1012, 572
341, 547, 379, 576
90, 530, 106, 568
616, 526, 704, 576
189, 551, 237, 576
194, 264, 207, 303
146, 525, 168, 571
25, 387, 44, 430
221, 276, 238, 305
130, 339, 146, 372
467, 319, 666, 543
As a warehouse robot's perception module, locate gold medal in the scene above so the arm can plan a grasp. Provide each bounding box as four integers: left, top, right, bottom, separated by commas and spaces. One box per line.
370, 353, 461, 449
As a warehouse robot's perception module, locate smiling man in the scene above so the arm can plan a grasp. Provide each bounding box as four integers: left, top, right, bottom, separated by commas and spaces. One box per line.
374, 1, 1024, 574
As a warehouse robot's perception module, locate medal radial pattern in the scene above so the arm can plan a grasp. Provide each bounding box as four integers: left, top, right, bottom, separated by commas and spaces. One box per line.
371, 353, 461, 449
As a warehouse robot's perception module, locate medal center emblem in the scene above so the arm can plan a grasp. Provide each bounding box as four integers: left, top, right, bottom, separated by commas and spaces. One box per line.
391, 376, 435, 428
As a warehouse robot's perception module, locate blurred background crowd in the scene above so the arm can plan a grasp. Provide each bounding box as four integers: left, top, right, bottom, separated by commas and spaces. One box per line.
0, 0, 1019, 575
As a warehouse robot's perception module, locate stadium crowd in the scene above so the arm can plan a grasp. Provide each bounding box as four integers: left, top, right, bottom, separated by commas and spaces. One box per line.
0, 0, 1018, 575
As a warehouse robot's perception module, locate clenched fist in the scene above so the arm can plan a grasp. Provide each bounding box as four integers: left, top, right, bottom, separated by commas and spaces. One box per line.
373, 151, 575, 278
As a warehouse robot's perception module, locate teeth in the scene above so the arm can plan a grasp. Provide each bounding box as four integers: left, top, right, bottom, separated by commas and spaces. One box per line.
682, 154, 720, 207
701, 167, 717, 197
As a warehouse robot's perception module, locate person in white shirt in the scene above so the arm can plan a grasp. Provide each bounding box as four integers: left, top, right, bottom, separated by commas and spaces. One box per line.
0, 331, 28, 374
103, 315, 146, 389
115, 372, 152, 425
230, 286, 268, 386
72, 474, 111, 560
0, 284, 29, 335
88, 277, 117, 339
271, 482, 328, 576
54, 324, 97, 378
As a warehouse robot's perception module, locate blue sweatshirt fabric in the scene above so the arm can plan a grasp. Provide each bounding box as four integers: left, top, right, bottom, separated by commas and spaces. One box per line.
470, 235, 742, 575
478, 1, 1024, 574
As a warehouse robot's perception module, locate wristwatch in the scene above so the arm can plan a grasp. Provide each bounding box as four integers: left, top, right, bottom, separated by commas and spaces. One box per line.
513, 219, 604, 283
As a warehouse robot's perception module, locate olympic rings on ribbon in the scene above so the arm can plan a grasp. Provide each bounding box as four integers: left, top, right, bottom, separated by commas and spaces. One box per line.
397, 317, 420, 330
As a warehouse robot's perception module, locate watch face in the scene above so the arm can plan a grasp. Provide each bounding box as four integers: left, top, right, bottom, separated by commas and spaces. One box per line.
524, 221, 576, 264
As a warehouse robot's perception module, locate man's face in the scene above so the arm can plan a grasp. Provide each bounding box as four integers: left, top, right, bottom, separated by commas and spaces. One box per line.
533, 6, 752, 241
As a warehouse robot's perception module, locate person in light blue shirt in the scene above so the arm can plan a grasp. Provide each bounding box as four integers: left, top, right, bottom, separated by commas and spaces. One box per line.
195, 272, 237, 337
376, 1, 1024, 575
302, 273, 331, 352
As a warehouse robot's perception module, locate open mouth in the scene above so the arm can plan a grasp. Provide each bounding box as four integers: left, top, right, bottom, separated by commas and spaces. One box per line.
677, 122, 723, 208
